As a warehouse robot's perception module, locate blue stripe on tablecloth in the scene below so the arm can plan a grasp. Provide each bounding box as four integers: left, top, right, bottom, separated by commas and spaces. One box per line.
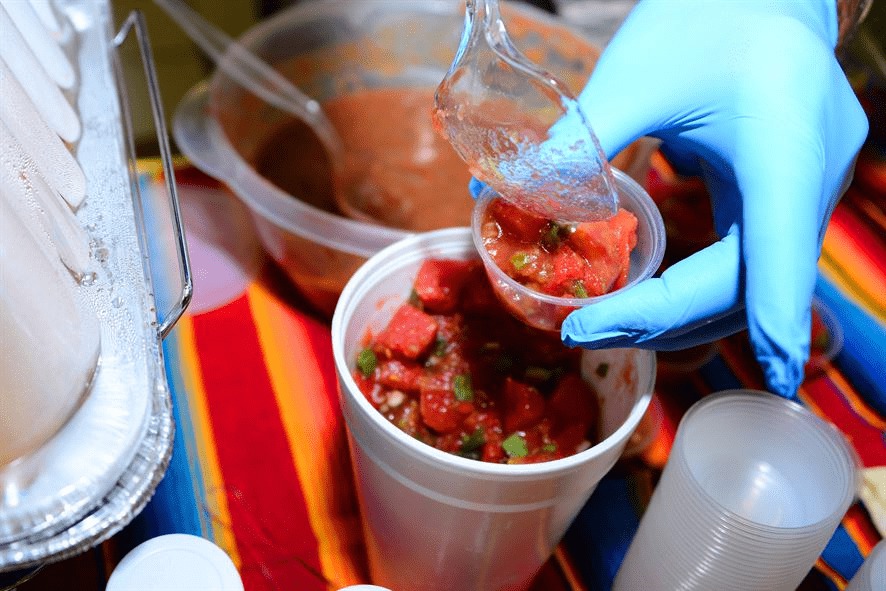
816, 275, 886, 416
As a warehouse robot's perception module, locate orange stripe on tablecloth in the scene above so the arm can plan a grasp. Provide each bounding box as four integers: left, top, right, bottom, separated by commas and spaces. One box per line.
843, 505, 882, 556
820, 209, 886, 322
247, 283, 366, 587
814, 557, 849, 590
553, 546, 587, 591
173, 314, 240, 566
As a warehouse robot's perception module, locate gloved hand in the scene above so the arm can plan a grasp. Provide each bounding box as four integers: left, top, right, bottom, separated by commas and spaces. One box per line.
553, 0, 868, 398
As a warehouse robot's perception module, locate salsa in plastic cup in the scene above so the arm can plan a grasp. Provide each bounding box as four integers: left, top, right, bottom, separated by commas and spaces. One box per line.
471, 167, 665, 332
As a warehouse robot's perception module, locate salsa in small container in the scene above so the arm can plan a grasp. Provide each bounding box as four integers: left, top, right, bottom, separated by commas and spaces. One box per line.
471, 168, 666, 332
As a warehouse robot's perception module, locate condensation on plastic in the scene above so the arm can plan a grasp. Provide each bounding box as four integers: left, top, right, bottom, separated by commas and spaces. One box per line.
0, 57, 86, 208
0, 0, 175, 571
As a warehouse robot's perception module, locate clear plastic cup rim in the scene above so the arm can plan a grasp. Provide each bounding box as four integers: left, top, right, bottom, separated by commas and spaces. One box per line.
470, 167, 666, 309
331, 227, 656, 478
669, 390, 859, 536
664, 453, 849, 540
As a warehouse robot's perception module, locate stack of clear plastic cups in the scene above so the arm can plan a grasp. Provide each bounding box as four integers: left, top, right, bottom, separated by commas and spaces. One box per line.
613, 389, 859, 591
847, 540, 885, 591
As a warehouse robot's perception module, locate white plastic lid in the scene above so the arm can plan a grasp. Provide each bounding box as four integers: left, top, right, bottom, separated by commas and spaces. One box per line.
337, 586, 392, 591
106, 534, 244, 591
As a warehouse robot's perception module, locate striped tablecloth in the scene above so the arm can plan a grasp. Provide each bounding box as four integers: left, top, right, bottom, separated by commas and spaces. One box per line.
124, 148, 884, 591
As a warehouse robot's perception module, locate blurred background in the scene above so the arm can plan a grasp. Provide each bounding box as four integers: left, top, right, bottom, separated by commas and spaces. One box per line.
114, 0, 885, 158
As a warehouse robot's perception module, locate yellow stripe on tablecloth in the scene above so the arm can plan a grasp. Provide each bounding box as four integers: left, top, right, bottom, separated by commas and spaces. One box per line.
823, 364, 886, 432
820, 228, 886, 323
813, 556, 849, 590
247, 282, 364, 587
175, 314, 241, 567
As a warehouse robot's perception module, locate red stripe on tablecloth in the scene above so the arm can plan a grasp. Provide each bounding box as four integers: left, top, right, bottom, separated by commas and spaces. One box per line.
192, 295, 326, 590
801, 375, 886, 468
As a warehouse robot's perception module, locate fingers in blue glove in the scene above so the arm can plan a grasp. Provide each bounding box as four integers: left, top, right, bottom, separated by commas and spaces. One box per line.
468, 177, 487, 199
736, 141, 864, 394
562, 231, 743, 349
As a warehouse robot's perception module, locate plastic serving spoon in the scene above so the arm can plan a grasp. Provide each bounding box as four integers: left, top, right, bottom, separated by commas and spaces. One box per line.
434, 0, 619, 222
152, 0, 346, 187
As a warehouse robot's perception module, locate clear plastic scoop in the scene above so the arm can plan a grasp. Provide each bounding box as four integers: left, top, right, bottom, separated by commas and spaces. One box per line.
153, 0, 432, 229
434, 0, 619, 222
152, 0, 345, 184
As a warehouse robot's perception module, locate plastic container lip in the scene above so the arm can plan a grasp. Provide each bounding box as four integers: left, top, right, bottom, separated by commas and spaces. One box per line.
672, 389, 859, 535
809, 296, 844, 364
471, 167, 666, 308
331, 227, 655, 478
196, 90, 407, 258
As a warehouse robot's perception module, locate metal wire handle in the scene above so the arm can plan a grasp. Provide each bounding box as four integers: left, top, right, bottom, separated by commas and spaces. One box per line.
114, 10, 192, 339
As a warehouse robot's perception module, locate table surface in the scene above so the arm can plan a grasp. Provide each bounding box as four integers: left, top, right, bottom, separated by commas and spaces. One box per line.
11, 145, 885, 591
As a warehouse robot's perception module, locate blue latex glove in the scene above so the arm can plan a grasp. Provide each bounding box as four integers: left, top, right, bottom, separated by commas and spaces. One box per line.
470, 0, 866, 400
555, 0, 869, 398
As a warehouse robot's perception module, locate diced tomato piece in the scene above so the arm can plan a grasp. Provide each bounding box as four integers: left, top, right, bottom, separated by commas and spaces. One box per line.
353, 371, 385, 407
374, 304, 438, 360
420, 374, 473, 434
435, 432, 464, 454
569, 209, 638, 294
377, 359, 424, 392
508, 452, 563, 464
414, 259, 478, 313
502, 377, 546, 433
547, 374, 599, 430
464, 409, 502, 433
502, 244, 547, 285
391, 400, 431, 442
461, 265, 499, 315
482, 430, 506, 463
545, 246, 588, 296
489, 198, 549, 242
553, 422, 590, 456
433, 314, 465, 350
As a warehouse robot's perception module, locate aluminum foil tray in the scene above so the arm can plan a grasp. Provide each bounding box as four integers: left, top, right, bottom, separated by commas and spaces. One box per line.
0, 0, 190, 572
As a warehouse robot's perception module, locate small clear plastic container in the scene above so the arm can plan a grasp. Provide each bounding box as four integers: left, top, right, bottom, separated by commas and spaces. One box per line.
471, 167, 665, 332
805, 297, 844, 379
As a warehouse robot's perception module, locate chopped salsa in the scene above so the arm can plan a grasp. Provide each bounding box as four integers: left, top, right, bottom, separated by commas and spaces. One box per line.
480, 197, 639, 298
354, 258, 600, 464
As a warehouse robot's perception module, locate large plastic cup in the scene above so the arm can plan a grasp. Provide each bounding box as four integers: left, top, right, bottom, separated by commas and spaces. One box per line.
331, 228, 655, 591
472, 167, 665, 332
613, 390, 859, 591
846, 540, 885, 591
